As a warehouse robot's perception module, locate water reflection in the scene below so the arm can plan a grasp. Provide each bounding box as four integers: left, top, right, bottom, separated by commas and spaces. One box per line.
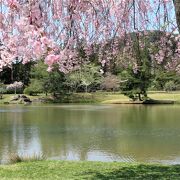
0, 104, 180, 164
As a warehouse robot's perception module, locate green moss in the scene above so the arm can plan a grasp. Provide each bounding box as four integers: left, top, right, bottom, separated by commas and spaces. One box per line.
0, 161, 179, 179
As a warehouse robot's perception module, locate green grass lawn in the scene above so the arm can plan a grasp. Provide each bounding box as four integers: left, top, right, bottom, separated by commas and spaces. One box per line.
0, 161, 180, 180
149, 92, 180, 101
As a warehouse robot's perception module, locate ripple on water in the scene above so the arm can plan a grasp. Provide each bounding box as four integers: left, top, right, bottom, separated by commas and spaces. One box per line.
60, 105, 113, 111
0, 109, 30, 113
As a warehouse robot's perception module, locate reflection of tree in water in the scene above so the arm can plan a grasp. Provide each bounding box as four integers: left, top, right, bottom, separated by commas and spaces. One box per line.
0, 106, 41, 162
36, 107, 123, 160
35, 105, 180, 162
0, 105, 180, 163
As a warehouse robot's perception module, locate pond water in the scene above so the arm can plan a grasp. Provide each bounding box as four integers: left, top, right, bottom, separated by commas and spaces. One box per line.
0, 104, 180, 164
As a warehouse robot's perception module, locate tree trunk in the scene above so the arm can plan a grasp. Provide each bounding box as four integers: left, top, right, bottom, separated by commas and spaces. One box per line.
85, 85, 88, 93
174, 0, 180, 32
138, 93, 142, 101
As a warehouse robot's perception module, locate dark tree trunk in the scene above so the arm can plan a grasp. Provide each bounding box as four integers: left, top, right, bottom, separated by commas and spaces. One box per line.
174, 0, 180, 32
138, 93, 143, 101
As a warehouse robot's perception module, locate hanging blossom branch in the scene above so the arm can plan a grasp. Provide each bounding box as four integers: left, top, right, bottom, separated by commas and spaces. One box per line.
0, 0, 179, 73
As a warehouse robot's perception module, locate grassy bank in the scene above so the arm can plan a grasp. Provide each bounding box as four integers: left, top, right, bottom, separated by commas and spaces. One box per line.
1, 91, 180, 104
0, 92, 127, 104
0, 161, 180, 179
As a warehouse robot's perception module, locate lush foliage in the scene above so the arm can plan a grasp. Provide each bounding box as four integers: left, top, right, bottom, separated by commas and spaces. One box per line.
164, 80, 177, 91
66, 64, 102, 93
24, 79, 43, 96
0, 62, 33, 85
29, 61, 69, 96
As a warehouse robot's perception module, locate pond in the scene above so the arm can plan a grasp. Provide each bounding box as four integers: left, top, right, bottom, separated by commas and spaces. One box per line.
0, 104, 180, 164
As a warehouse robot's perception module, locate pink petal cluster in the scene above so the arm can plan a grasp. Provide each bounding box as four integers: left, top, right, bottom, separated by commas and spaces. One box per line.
0, 0, 179, 74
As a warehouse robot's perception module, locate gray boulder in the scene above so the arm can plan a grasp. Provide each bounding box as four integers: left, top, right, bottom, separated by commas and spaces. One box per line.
11, 95, 20, 101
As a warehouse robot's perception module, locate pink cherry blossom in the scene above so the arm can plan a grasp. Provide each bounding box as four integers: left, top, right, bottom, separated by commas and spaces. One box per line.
0, 0, 179, 74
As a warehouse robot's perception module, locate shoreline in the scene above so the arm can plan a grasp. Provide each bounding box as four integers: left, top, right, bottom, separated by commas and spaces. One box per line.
1, 92, 180, 105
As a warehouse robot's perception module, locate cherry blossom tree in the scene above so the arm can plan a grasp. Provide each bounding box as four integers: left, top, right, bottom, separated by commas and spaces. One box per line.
0, 0, 178, 70
6, 81, 23, 94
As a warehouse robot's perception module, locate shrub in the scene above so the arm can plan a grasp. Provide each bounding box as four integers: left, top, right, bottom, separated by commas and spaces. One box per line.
164, 81, 177, 92
24, 87, 34, 95
101, 73, 120, 91
149, 80, 163, 91
24, 79, 43, 95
